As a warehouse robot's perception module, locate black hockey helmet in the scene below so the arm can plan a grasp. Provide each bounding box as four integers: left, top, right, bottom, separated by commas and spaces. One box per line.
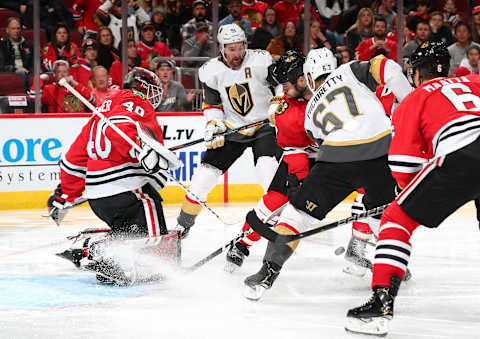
123, 67, 163, 109
267, 50, 306, 86
407, 41, 450, 84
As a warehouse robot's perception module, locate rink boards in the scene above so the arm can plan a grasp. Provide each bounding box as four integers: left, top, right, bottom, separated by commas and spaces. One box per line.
0, 112, 265, 209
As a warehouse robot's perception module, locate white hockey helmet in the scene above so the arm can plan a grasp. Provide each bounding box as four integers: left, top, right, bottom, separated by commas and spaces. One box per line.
303, 48, 337, 92
217, 23, 247, 58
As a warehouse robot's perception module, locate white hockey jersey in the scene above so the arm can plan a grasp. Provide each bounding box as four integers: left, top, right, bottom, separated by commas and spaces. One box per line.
305, 55, 412, 162
199, 49, 282, 135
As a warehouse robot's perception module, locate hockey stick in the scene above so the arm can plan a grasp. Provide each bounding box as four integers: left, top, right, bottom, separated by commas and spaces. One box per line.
168, 119, 269, 151
247, 203, 389, 244
184, 202, 288, 272
59, 78, 240, 227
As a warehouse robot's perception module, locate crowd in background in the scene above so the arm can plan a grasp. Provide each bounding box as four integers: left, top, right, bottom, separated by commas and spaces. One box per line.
0, 0, 479, 113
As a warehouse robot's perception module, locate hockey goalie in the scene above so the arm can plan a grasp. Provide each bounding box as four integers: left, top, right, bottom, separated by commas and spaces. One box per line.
48, 67, 183, 285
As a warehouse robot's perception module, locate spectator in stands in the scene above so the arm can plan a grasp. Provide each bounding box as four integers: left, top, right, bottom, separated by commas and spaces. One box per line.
241, 0, 269, 29
345, 7, 374, 57
387, 14, 414, 47
266, 21, 303, 60
273, 0, 304, 27
151, 7, 170, 45
96, 26, 119, 71
91, 66, 119, 104
71, 38, 98, 88
374, 0, 396, 31
136, 21, 173, 63
164, 0, 192, 54
334, 0, 372, 46
448, 22, 480, 76
24, 0, 74, 41
407, 0, 430, 32
138, 0, 160, 17
443, 0, 460, 29
402, 21, 430, 68
337, 45, 352, 65
110, 39, 148, 87
42, 23, 81, 73
72, 0, 103, 37
471, 6, 480, 44
96, 0, 150, 48
182, 21, 214, 68
219, 0, 253, 42
154, 59, 196, 112
454, 45, 480, 76
2, 0, 27, 14
29, 60, 93, 113
356, 16, 397, 61
309, 19, 332, 50
429, 11, 453, 46
0, 17, 33, 90
250, 7, 281, 50
181, 0, 213, 42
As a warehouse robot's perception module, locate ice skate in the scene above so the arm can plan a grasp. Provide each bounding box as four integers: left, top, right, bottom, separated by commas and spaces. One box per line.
345, 276, 401, 336
224, 242, 249, 273
343, 236, 372, 277
243, 261, 280, 301
56, 248, 85, 267
84, 258, 137, 286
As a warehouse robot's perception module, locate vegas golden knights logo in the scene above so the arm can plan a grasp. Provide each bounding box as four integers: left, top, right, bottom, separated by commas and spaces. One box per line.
225, 82, 254, 116
305, 200, 318, 212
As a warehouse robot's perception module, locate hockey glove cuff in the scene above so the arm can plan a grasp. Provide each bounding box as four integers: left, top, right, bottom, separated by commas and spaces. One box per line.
205, 120, 226, 149
47, 185, 73, 226
138, 144, 169, 173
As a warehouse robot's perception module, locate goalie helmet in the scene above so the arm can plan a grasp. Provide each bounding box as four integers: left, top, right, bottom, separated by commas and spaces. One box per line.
123, 67, 163, 109
407, 41, 450, 85
217, 23, 247, 59
303, 48, 337, 92
267, 50, 306, 86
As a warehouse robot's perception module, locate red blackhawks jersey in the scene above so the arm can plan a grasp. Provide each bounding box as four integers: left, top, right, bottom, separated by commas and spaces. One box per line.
271, 96, 316, 180
389, 75, 480, 188
59, 90, 167, 201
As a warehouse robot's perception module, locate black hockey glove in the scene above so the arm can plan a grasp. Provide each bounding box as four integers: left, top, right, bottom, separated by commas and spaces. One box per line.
285, 173, 303, 200
47, 184, 72, 226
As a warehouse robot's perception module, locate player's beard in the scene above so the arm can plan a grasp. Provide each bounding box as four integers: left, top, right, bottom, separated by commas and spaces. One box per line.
228, 56, 243, 69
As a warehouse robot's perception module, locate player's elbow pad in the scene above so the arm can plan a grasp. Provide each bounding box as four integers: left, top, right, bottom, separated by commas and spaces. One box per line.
384, 60, 413, 102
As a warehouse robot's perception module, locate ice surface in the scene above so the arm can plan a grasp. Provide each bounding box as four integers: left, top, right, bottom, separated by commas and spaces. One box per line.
0, 202, 479, 339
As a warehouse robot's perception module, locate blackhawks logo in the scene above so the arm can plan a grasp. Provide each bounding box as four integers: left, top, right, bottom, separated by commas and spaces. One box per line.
275, 98, 289, 115
225, 82, 254, 116
62, 94, 82, 112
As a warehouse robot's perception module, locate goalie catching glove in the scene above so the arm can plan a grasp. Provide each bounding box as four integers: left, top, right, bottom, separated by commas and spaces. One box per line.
204, 120, 226, 149
47, 184, 73, 226
136, 123, 183, 172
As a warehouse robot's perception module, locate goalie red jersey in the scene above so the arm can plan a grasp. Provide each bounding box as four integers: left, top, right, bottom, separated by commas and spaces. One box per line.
59, 90, 167, 202
389, 75, 480, 188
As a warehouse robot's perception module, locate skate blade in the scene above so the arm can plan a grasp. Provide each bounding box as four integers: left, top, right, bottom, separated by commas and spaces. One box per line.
224, 261, 241, 274
343, 262, 367, 277
345, 316, 389, 337
83, 264, 135, 286
243, 284, 267, 301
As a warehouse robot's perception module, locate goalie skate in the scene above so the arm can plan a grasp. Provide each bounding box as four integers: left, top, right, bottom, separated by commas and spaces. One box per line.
84, 259, 137, 286
343, 236, 371, 277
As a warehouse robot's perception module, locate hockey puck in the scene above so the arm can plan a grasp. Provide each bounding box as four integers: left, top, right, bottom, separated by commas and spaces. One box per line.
334, 246, 345, 256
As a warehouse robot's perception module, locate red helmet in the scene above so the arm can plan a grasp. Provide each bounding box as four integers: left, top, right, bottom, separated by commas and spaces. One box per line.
123, 67, 163, 109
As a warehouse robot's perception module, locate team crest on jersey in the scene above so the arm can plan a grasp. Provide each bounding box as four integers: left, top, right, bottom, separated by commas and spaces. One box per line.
275, 98, 289, 115
62, 94, 82, 112
225, 82, 254, 116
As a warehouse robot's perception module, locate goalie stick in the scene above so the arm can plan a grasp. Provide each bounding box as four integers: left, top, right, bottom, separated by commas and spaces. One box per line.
59, 78, 244, 227
246, 203, 389, 244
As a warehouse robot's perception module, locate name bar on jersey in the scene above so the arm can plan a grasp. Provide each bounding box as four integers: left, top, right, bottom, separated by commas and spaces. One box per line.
422, 76, 469, 93
307, 75, 343, 118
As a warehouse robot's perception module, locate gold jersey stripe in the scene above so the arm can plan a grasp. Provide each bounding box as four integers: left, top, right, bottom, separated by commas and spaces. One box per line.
322, 129, 391, 146
269, 96, 283, 105
369, 55, 386, 85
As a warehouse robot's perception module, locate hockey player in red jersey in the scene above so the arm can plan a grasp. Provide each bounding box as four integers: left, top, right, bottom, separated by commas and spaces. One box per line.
345, 42, 480, 336
49, 68, 182, 284
224, 50, 316, 272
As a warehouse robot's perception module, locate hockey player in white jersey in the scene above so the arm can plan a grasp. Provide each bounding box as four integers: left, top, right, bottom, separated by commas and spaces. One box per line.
175, 24, 282, 237
243, 48, 412, 301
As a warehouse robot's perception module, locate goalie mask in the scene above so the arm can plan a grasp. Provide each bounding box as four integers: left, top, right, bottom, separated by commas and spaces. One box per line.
123, 67, 163, 109
407, 41, 450, 86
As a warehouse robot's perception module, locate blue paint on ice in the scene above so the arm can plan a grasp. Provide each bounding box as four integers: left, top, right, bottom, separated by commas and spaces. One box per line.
0, 275, 150, 308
